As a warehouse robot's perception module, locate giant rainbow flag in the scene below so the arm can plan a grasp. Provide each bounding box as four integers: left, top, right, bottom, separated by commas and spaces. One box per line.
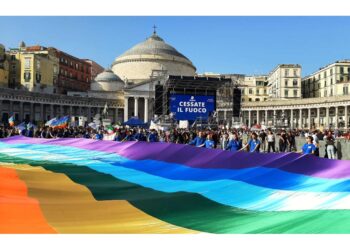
1, 135, 350, 234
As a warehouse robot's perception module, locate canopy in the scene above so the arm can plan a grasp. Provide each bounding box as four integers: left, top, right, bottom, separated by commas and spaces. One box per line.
122, 117, 147, 127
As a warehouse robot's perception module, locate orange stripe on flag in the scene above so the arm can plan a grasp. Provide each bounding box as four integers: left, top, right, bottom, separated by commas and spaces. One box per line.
0, 166, 56, 234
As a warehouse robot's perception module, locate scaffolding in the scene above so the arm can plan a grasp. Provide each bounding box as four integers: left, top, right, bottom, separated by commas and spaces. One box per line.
154, 75, 230, 127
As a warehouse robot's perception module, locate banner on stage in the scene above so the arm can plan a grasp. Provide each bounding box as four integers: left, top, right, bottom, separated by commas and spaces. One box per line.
169, 95, 215, 121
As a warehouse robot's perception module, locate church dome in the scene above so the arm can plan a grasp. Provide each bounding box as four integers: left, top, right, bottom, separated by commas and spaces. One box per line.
91, 69, 124, 91
95, 69, 122, 82
112, 32, 196, 83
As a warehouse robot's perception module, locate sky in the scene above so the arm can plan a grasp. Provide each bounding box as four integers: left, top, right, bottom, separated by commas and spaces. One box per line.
0, 16, 349, 76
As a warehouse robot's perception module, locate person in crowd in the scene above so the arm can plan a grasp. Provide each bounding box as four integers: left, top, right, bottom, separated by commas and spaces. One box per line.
279, 130, 288, 152
287, 131, 296, 152
311, 130, 320, 157
267, 130, 275, 152
241, 132, 261, 153
93, 130, 104, 140
259, 130, 267, 152
188, 131, 205, 147
301, 136, 316, 155
225, 133, 242, 152
219, 133, 229, 150
148, 129, 158, 142
199, 133, 215, 149
325, 131, 336, 159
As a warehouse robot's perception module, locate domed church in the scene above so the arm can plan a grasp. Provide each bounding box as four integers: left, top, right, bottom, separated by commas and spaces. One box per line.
112, 30, 196, 84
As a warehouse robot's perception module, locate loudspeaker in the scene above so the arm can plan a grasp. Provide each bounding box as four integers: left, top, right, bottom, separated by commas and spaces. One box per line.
232, 87, 241, 117
155, 84, 163, 115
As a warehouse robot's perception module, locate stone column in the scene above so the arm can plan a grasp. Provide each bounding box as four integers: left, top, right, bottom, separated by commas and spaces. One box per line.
144, 97, 149, 123
60, 105, 64, 117
308, 108, 311, 129
9, 101, 13, 114
317, 107, 320, 129
40, 103, 44, 121
50, 104, 54, 119
299, 109, 302, 129
273, 110, 276, 127
19, 102, 24, 121
265, 110, 268, 125
224, 110, 227, 121
134, 97, 139, 117
248, 110, 251, 128
30, 103, 34, 122
290, 109, 294, 129
114, 107, 118, 123
124, 97, 129, 122
345, 105, 348, 129
257, 110, 260, 125
325, 107, 329, 128
335, 106, 339, 129
69, 106, 73, 116
87, 107, 92, 122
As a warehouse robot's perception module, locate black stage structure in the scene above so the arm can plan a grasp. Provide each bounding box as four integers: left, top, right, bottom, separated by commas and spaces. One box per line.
154, 75, 231, 127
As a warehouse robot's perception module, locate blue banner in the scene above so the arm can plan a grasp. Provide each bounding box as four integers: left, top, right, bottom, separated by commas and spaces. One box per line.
169, 95, 215, 121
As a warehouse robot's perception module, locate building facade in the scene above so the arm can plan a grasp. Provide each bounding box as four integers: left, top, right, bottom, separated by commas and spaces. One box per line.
52, 48, 92, 94
83, 59, 104, 82
302, 60, 350, 98
7, 44, 58, 94
239, 95, 350, 130
0, 44, 9, 87
268, 64, 302, 99
241, 75, 269, 103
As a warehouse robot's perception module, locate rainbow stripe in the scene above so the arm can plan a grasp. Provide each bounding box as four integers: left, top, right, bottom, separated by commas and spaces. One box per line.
1, 136, 350, 233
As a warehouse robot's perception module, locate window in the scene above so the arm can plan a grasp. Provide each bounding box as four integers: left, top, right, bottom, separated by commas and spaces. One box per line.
293, 79, 298, 86
36, 73, 41, 83
248, 98, 252, 102
340, 67, 344, 74
293, 69, 298, 76
285, 69, 289, 77
24, 57, 31, 69
324, 90, 327, 97
285, 79, 288, 86
330, 88, 333, 96
249, 88, 253, 94
340, 76, 344, 82
330, 69, 333, 75
255, 98, 260, 101
264, 89, 267, 94
324, 71, 327, 78
24, 71, 31, 82
294, 90, 298, 97
36, 60, 40, 70
331, 78, 333, 85
285, 90, 288, 97
343, 86, 349, 95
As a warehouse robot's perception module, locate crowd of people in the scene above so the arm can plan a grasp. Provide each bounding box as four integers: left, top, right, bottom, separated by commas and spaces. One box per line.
0, 122, 347, 159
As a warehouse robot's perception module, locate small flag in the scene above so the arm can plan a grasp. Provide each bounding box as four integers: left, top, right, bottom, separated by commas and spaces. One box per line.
15, 122, 26, 131
51, 116, 70, 129
88, 122, 99, 130
8, 115, 15, 127
45, 117, 57, 126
